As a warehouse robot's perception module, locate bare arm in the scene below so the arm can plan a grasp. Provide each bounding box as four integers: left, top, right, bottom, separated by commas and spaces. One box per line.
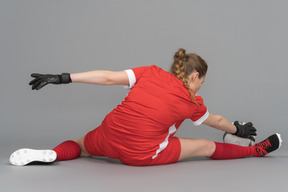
202, 113, 237, 134
70, 70, 129, 86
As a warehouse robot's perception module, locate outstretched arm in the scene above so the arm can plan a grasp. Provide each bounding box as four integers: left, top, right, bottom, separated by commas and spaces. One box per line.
29, 70, 130, 90
202, 113, 257, 139
70, 70, 129, 85
202, 113, 237, 134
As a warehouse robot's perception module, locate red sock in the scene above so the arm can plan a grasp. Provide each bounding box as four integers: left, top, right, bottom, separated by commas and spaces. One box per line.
53, 140, 81, 161
209, 142, 258, 160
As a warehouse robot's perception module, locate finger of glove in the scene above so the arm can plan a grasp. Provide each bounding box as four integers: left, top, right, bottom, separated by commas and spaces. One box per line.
32, 81, 41, 90
30, 77, 44, 87
248, 127, 257, 135
248, 135, 256, 142
245, 122, 253, 127
31, 73, 42, 78
234, 121, 240, 126
249, 131, 257, 136
31, 79, 45, 90
35, 81, 49, 90
29, 77, 42, 85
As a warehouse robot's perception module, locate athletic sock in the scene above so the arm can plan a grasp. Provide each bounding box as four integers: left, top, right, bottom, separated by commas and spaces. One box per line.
52, 140, 81, 161
210, 134, 282, 160
209, 142, 254, 160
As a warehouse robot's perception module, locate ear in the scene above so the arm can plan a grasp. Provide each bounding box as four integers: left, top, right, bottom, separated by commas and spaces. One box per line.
192, 72, 199, 81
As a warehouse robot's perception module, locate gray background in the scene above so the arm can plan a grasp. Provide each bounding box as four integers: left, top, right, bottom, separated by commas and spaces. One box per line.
1, 0, 287, 192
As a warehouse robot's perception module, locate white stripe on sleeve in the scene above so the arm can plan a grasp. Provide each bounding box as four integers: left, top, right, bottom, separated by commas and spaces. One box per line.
192, 111, 209, 126
124, 69, 136, 89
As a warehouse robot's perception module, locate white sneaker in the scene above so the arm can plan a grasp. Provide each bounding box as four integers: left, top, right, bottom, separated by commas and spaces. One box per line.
10, 148, 57, 166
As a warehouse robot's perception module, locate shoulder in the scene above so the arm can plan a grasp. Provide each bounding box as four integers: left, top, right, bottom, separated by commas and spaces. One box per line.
195, 95, 204, 105
131, 65, 169, 77
149, 65, 173, 77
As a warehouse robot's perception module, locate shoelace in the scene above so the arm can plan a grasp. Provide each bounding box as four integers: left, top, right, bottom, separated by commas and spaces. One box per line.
254, 139, 272, 156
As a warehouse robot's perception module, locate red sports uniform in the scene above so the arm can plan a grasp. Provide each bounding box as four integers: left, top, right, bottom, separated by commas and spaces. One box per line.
84, 65, 209, 166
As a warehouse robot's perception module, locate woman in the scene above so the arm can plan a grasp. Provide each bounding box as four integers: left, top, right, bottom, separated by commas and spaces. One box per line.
10, 48, 282, 166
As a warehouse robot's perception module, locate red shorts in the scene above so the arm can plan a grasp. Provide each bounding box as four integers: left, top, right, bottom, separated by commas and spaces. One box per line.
84, 127, 181, 166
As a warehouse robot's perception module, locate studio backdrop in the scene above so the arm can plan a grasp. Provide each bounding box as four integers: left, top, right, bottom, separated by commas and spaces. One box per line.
1, 0, 287, 155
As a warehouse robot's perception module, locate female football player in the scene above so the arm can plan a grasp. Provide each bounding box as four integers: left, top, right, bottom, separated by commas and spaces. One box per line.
10, 48, 282, 166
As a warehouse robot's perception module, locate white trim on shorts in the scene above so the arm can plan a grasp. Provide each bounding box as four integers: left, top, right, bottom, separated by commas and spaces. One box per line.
152, 124, 177, 159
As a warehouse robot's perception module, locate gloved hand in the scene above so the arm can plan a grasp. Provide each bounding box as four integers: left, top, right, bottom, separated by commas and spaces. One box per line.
233, 121, 257, 141
29, 73, 71, 90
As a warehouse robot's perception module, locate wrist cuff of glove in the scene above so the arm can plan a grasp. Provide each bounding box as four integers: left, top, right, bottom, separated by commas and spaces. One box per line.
60, 73, 72, 84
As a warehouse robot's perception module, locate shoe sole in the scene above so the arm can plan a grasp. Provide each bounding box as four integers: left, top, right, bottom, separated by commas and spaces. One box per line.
10, 148, 57, 166
275, 133, 283, 151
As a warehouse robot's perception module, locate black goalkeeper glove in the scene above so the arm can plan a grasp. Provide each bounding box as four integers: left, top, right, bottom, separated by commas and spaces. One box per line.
29, 73, 71, 90
233, 121, 257, 141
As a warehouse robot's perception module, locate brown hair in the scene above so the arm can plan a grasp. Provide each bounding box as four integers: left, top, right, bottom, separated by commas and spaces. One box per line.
170, 48, 208, 102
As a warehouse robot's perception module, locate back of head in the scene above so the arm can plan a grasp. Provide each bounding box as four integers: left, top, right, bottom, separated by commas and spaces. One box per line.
170, 48, 208, 102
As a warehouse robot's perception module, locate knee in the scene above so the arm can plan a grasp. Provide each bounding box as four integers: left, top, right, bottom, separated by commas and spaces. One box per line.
202, 140, 216, 155
73, 137, 91, 157
73, 138, 82, 149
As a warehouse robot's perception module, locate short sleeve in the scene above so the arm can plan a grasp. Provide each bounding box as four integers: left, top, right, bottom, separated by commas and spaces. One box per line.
191, 95, 209, 126
124, 66, 149, 89
124, 69, 136, 89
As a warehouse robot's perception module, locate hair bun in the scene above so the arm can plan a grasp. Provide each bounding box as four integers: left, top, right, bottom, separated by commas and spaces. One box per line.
174, 48, 186, 61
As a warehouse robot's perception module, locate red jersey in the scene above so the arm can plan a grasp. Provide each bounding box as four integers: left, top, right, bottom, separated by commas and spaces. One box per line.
99, 65, 209, 161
